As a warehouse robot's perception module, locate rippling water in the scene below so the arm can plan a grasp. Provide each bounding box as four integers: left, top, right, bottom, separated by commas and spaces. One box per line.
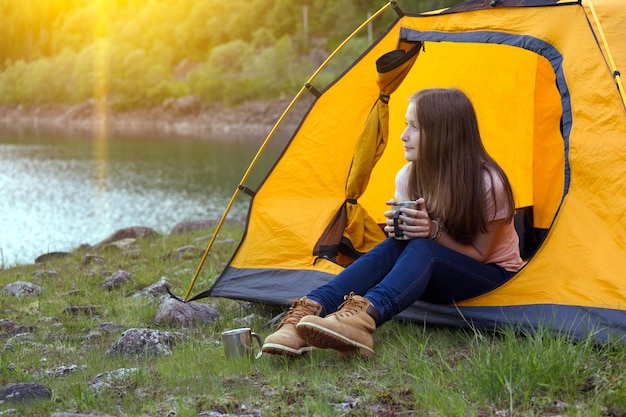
0, 133, 279, 266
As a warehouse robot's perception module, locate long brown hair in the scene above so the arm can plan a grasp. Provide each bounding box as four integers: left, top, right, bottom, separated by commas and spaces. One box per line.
406, 88, 515, 244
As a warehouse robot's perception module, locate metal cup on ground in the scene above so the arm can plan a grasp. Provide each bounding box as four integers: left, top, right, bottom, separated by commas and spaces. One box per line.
221, 328, 263, 359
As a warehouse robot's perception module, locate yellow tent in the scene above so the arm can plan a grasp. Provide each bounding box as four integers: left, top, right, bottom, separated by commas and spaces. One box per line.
192, 0, 626, 341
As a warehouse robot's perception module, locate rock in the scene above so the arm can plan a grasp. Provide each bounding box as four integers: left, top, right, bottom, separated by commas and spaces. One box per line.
0, 382, 51, 404
192, 235, 211, 244
173, 268, 195, 276
162, 95, 204, 116
100, 270, 132, 290
3, 333, 36, 352
170, 217, 245, 235
233, 314, 258, 328
0, 319, 17, 332
197, 405, 257, 417
52, 413, 114, 417
92, 226, 158, 249
108, 328, 187, 357
45, 364, 78, 378
172, 95, 204, 116
171, 245, 204, 260
0, 98, 301, 140
132, 277, 170, 298
1, 281, 41, 297
34, 251, 70, 264
32, 269, 59, 278
101, 238, 137, 251
170, 218, 218, 235
62, 305, 101, 316
99, 322, 126, 334
82, 254, 105, 266
90, 368, 138, 395
0, 325, 37, 340
153, 297, 221, 326
333, 397, 359, 412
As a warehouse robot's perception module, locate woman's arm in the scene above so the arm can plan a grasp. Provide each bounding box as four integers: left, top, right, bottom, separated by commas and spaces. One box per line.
434, 218, 507, 263
383, 203, 508, 263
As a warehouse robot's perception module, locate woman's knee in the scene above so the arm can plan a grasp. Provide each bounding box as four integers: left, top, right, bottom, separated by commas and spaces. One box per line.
403, 238, 438, 259
365, 238, 407, 260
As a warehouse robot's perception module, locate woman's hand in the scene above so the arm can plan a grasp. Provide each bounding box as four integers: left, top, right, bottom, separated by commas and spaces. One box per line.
383, 198, 433, 239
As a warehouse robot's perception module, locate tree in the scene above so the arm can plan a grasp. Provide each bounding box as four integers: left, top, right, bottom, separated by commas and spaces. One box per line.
207, 40, 252, 73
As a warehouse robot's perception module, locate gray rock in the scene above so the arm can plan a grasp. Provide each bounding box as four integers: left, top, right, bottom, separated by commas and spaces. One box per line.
45, 364, 78, 378
132, 277, 170, 298
92, 226, 158, 249
34, 251, 70, 264
0, 319, 16, 331
100, 238, 137, 251
153, 297, 221, 326
82, 254, 105, 266
0, 382, 51, 404
100, 270, 132, 290
171, 245, 204, 260
62, 305, 101, 316
32, 269, 59, 278
169, 95, 203, 116
108, 328, 187, 357
0, 325, 37, 341
99, 322, 126, 334
0, 320, 20, 341
170, 218, 217, 235
169, 217, 244, 235
90, 367, 139, 395
198, 406, 258, 417
234, 314, 258, 328
3, 333, 36, 352
1, 281, 41, 297
52, 414, 114, 417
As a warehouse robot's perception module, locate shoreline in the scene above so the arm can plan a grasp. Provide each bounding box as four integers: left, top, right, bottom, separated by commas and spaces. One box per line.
0, 96, 308, 141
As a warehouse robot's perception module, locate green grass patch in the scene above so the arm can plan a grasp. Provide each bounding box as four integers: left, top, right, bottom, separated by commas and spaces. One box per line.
1, 224, 626, 416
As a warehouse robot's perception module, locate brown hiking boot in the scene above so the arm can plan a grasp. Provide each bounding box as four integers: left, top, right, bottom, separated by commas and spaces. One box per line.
295, 292, 376, 358
262, 296, 322, 356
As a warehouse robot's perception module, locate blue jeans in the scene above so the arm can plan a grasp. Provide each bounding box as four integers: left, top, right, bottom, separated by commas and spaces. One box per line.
307, 237, 516, 326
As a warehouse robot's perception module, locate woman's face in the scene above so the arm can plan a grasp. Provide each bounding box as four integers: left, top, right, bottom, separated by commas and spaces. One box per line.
400, 101, 421, 162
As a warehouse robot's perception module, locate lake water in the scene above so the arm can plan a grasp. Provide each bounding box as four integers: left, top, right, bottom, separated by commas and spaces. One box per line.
0, 131, 281, 266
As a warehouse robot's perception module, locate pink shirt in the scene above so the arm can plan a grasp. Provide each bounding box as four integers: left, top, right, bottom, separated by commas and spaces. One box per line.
395, 163, 524, 272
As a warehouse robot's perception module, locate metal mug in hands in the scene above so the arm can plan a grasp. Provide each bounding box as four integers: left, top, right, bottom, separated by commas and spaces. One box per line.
221, 328, 263, 359
391, 201, 418, 240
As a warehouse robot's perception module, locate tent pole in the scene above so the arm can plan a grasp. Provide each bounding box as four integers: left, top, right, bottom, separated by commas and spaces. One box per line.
586, 0, 626, 109
182, 87, 309, 301
307, 2, 393, 81
182, 1, 395, 301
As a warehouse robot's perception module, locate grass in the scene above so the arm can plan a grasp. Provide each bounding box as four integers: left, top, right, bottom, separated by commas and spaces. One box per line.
1, 224, 626, 416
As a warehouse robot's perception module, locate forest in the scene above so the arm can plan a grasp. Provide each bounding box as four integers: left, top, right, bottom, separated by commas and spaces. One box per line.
0, 0, 463, 109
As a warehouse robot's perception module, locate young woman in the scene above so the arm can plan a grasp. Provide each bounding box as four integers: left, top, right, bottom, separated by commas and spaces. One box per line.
262, 88, 524, 358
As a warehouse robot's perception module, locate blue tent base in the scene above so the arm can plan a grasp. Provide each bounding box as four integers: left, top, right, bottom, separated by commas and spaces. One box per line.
207, 267, 626, 343
398, 301, 626, 343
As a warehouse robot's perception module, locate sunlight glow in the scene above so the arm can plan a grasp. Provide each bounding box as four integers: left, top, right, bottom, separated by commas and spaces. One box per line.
93, 0, 109, 207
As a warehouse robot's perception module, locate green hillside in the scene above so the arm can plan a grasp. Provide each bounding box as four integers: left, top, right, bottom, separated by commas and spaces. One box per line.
0, 0, 462, 109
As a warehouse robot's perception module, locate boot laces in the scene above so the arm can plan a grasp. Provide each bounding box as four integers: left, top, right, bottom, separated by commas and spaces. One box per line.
333, 292, 367, 317
279, 297, 319, 327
